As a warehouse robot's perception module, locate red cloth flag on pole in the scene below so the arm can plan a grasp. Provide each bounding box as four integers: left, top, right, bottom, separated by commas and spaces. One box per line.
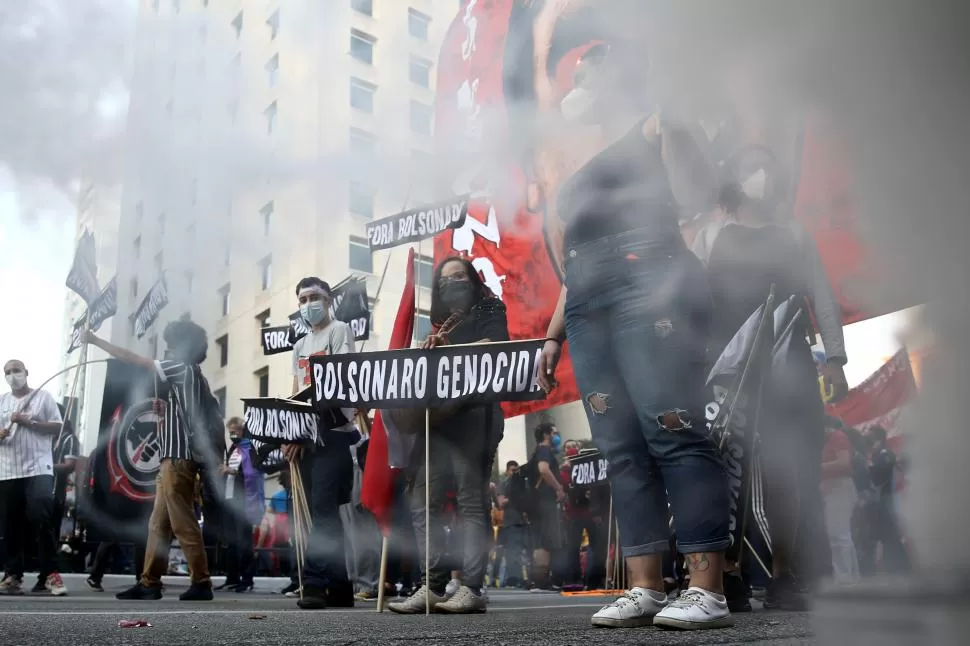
360, 248, 416, 535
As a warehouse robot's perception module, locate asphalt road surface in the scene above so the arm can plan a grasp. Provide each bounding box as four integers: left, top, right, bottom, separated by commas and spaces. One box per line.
0, 574, 814, 645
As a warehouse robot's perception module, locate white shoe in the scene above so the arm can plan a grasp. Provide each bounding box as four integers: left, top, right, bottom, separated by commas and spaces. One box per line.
388, 585, 446, 614
653, 586, 733, 630
591, 587, 668, 628
436, 585, 487, 614
284, 586, 302, 598
445, 577, 461, 598
46, 573, 68, 597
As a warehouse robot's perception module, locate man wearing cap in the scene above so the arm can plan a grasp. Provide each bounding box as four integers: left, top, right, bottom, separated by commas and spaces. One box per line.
285, 277, 358, 610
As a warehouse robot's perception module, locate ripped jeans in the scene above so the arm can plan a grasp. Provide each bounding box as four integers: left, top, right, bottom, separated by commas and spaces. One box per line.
563, 229, 730, 557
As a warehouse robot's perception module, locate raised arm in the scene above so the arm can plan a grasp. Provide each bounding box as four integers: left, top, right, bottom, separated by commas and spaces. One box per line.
85, 331, 156, 371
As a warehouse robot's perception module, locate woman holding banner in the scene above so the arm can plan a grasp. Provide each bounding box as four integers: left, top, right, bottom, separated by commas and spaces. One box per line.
388, 257, 508, 615
535, 43, 733, 630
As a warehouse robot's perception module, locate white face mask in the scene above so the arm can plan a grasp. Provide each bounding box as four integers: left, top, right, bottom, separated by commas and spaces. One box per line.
5, 371, 27, 390
560, 87, 596, 123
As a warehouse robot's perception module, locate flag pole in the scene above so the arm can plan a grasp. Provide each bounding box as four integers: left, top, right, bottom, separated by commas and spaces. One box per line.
376, 529, 390, 613
424, 407, 431, 616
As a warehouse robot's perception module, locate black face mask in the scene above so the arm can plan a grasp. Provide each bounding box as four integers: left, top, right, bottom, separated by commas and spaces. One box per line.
439, 280, 475, 312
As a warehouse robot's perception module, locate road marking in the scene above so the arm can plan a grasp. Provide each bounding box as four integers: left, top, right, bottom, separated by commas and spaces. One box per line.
0, 603, 604, 616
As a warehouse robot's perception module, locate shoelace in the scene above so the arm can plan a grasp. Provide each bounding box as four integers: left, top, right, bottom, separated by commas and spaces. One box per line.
601, 591, 640, 611
671, 590, 705, 609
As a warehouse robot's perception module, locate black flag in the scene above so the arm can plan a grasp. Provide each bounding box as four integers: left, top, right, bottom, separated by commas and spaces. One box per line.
88, 276, 119, 331
65, 230, 100, 305
331, 276, 370, 341
132, 277, 169, 339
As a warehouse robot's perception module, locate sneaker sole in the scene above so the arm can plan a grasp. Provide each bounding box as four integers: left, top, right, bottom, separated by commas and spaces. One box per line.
653, 615, 735, 630
435, 605, 486, 614
591, 614, 657, 628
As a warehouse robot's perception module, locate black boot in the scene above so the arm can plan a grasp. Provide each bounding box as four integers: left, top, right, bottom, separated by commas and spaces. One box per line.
296, 586, 328, 610
116, 583, 163, 601
179, 582, 214, 601
764, 573, 811, 611
724, 572, 753, 613
325, 582, 355, 608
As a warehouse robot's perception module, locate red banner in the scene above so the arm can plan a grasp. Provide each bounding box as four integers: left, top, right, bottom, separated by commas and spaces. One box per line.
826, 348, 918, 449
433, 0, 579, 417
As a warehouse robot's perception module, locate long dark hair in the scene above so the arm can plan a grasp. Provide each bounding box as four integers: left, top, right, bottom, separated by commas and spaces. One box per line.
429, 256, 490, 326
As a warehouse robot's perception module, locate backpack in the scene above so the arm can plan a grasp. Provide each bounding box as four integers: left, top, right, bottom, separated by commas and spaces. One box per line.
506, 454, 539, 515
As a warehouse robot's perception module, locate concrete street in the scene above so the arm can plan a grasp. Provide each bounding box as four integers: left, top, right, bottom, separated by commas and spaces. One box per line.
0, 574, 814, 645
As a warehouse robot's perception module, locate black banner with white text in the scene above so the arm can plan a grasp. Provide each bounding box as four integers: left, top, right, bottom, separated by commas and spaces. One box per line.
242, 398, 319, 446
132, 276, 169, 339
568, 451, 609, 488
366, 196, 468, 252
308, 339, 546, 410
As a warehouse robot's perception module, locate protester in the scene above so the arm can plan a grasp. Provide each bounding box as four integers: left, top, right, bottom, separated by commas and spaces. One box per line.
536, 43, 733, 629
694, 180, 849, 609
0, 359, 69, 596
215, 417, 264, 593
51, 405, 79, 546
821, 424, 861, 584
389, 257, 508, 615
495, 460, 527, 588
286, 276, 358, 610
559, 440, 605, 590
86, 320, 223, 601
864, 426, 910, 573
528, 423, 566, 591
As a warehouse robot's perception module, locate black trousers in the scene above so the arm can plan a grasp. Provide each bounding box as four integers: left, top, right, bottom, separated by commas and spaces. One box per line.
89, 541, 146, 583
223, 510, 255, 585
0, 475, 58, 580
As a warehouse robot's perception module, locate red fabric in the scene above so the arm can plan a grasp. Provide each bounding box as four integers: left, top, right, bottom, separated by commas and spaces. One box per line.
432, 0, 580, 418
821, 429, 852, 477
360, 248, 416, 535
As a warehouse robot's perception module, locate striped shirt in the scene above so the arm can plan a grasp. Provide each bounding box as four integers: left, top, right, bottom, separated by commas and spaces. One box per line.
0, 388, 62, 481
154, 359, 208, 461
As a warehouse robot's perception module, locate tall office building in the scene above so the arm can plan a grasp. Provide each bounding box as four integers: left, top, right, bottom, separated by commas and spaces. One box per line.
100, 0, 458, 423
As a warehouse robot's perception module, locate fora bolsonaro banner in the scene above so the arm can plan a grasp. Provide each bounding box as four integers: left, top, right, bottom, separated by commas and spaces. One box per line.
308, 340, 547, 410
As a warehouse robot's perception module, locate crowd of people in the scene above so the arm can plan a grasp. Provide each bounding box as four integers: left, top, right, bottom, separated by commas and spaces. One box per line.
0, 30, 914, 636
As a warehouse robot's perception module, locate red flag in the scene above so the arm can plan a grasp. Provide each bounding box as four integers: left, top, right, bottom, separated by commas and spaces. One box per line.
360, 248, 416, 535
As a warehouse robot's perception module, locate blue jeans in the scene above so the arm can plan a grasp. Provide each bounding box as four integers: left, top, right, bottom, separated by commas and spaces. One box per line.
563, 229, 730, 557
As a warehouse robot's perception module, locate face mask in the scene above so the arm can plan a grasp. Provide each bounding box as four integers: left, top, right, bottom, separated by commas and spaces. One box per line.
300, 301, 328, 326
551, 434, 562, 451
5, 371, 26, 390
439, 280, 475, 312
565, 446, 579, 457
560, 87, 597, 123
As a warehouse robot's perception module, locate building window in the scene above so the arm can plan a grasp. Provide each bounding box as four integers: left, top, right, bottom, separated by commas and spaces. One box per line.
414, 311, 431, 343
216, 334, 229, 367
260, 201, 274, 235
349, 236, 373, 273
172, 0, 180, 13
409, 57, 431, 88
158, 212, 166, 235
408, 9, 430, 41
350, 29, 375, 65
259, 255, 272, 291
410, 100, 432, 135
185, 270, 194, 294
218, 283, 231, 317
133, 236, 141, 260
266, 53, 279, 88
415, 254, 433, 289
255, 367, 270, 398
351, 0, 372, 16
264, 101, 277, 134
349, 77, 376, 113
256, 308, 271, 329
349, 181, 374, 218
231, 11, 243, 39
154, 252, 164, 276
214, 387, 227, 416
350, 128, 376, 156
135, 201, 143, 221
266, 9, 280, 40
130, 277, 138, 300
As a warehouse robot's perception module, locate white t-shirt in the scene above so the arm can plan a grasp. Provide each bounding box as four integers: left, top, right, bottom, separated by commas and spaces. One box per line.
292, 319, 358, 439
0, 389, 63, 481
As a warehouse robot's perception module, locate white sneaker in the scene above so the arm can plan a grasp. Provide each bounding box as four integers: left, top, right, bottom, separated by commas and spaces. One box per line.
653, 586, 734, 630
284, 586, 302, 598
436, 585, 487, 614
591, 587, 668, 628
445, 577, 461, 598
388, 585, 446, 614
46, 573, 68, 597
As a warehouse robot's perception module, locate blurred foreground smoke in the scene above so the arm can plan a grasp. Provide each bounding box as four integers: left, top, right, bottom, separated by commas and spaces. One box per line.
606, 0, 968, 642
